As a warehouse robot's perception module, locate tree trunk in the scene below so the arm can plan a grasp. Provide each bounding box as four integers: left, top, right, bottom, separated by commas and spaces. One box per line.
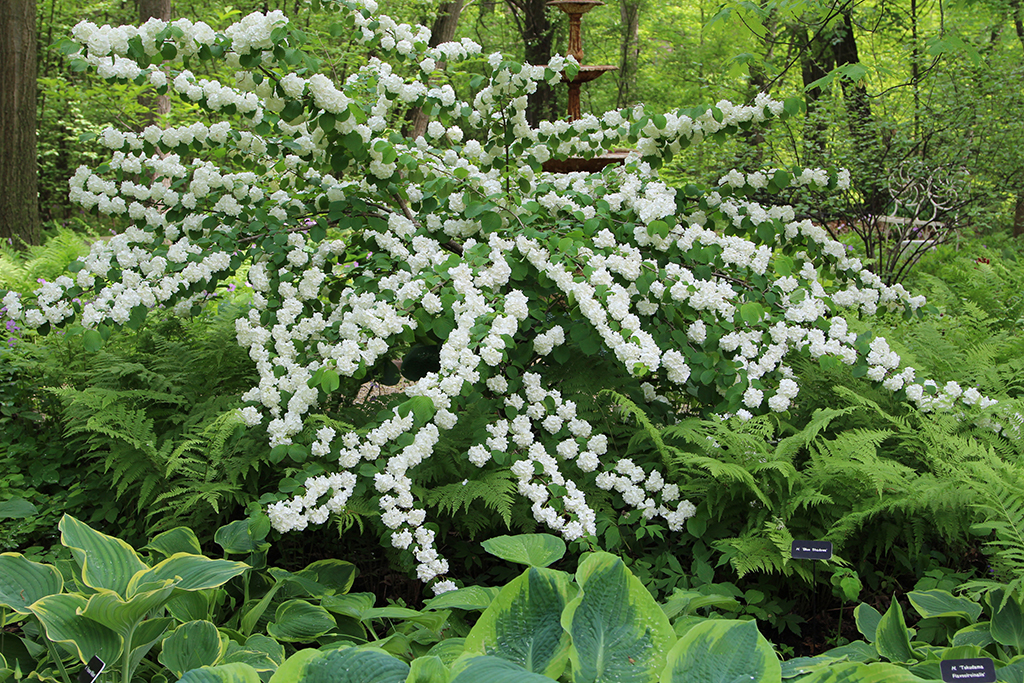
137, 0, 171, 125
406, 0, 465, 139
795, 16, 834, 162
616, 0, 641, 108
0, 0, 41, 247
519, 0, 557, 125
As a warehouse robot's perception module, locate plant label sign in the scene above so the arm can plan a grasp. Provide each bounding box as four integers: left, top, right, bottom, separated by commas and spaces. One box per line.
78, 655, 105, 683
790, 540, 833, 560
941, 658, 995, 682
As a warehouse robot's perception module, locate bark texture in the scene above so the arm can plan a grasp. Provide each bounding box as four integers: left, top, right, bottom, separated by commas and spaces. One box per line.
0, 0, 41, 246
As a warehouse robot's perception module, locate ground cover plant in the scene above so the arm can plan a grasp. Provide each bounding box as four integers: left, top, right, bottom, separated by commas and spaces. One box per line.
2, 0, 1022, 602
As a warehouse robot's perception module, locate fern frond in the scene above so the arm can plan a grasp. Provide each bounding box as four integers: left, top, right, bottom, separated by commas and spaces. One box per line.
424, 469, 517, 531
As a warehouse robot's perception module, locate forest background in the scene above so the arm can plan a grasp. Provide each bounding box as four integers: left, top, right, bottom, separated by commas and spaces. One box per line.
8, 0, 1024, 243
2, 0, 1024, 678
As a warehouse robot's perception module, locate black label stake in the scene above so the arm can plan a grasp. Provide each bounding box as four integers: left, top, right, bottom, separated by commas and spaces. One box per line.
78, 655, 105, 683
941, 658, 996, 683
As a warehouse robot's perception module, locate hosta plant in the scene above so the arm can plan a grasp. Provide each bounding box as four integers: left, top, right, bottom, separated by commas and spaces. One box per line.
6, 0, 1020, 594
176, 533, 785, 683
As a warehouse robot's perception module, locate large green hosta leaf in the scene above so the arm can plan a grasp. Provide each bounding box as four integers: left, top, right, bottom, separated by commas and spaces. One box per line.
989, 589, 1024, 650
177, 662, 262, 683
128, 553, 249, 594
795, 661, 936, 683
160, 621, 228, 678
269, 648, 409, 683
562, 552, 675, 683
660, 619, 781, 683
79, 584, 176, 641
464, 567, 573, 678
450, 655, 558, 683
29, 593, 123, 665
875, 598, 915, 663
481, 534, 566, 568
907, 590, 983, 623
0, 554, 62, 613
59, 515, 146, 597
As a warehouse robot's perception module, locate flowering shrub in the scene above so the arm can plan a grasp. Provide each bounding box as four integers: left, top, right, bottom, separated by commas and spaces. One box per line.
5, 0, 1015, 593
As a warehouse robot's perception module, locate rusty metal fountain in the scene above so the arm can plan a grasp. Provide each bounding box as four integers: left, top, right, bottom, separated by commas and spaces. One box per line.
541, 0, 629, 173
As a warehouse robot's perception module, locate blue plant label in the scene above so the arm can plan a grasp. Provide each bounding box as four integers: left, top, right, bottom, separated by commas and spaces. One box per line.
941, 658, 996, 682
78, 655, 105, 683
790, 540, 833, 560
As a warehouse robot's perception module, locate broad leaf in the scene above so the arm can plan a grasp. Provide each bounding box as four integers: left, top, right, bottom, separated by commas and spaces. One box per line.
907, 590, 982, 622
266, 600, 336, 641
450, 655, 554, 683
875, 598, 915, 663
481, 534, 566, 568
30, 593, 123, 665
160, 621, 227, 678
989, 590, 1024, 650
425, 586, 499, 612
407, 655, 450, 683
279, 647, 409, 683
661, 619, 781, 683
854, 603, 882, 643
178, 663, 262, 683
0, 554, 63, 614
796, 661, 935, 683
464, 567, 573, 678
145, 527, 203, 558
562, 551, 675, 683
59, 514, 146, 597
80, 584, 176, 640
129, 554, 249, 594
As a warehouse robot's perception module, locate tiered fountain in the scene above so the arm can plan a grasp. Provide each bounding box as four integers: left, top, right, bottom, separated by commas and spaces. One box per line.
541, 0, 629, 173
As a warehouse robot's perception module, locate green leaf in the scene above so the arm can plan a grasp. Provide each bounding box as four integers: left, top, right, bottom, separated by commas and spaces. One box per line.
907, 590, 982, 623
294, 559, 357, 595
79, 584, 176, 642
562, 551, 675, 683
424, 586, 500, 612
59, 514, 146, 597
178, 663, 262, 683
166, 592, 211, 623
875, 598, 915, 663
129, 554, 249, 593
0, 554, 63, 613
989, 590, 1024, 650
795, 661, 935, 683
215, 519, 267, 555
160, 621, 227, 678
952, 622, 994, 648
266, 600, 336, 642
450, 655, 554, 683
480, 534, 566, 568
854, 603, 882, 643
661, 619, 781, 683
464, 567, 573, 678
0, 498, 38, 519
739, 302, 763, 324
291, 648, 409, 683
30, 593, 123, 665
408, 655, 450, 683
146, 528, 203, 558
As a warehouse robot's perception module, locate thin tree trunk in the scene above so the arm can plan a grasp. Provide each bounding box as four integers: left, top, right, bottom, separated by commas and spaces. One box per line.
616, 0, 641, 108
519, 0, 557, 125
406, 0, 465, 139
796, 18, 833, 161
0, 0, 41, 246
137, 0, 171, 125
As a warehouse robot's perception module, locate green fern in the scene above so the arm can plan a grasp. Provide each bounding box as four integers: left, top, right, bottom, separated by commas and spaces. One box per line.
424, 469, 517, 536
